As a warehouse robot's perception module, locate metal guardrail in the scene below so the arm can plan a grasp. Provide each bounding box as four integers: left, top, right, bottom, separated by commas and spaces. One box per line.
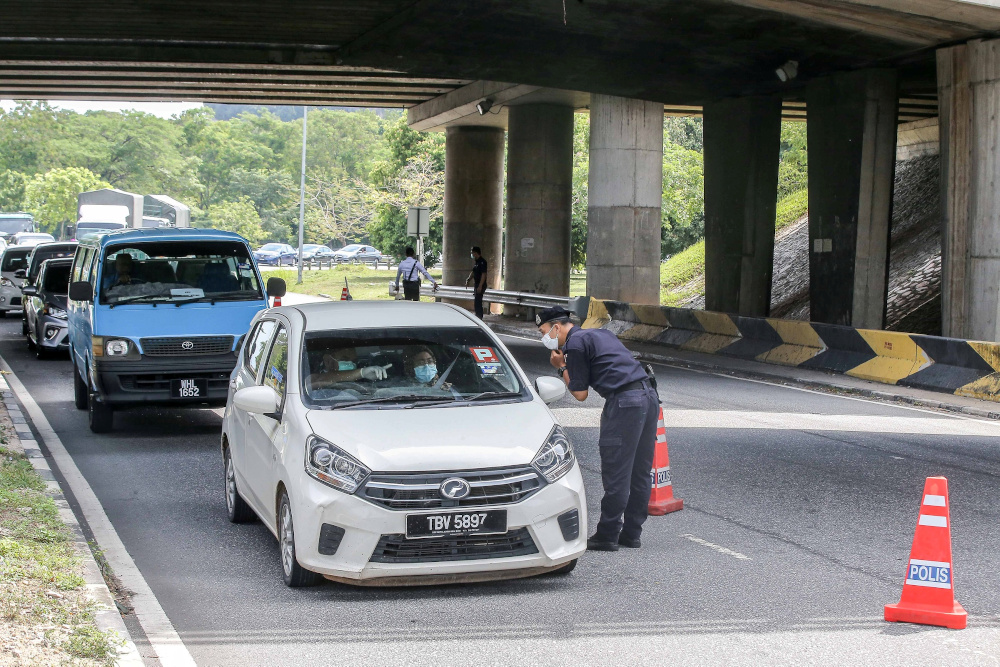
388, 282, 588, 318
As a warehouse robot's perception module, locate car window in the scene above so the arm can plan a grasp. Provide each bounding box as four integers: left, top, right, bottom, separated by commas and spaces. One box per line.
42, 262, 71, 293
1, 249, 30, 272
245, 320, 276, 378
262, 326, 288, 397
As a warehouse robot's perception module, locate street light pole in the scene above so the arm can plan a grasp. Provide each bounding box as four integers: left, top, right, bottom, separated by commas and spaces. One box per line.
296, 106, 308, 285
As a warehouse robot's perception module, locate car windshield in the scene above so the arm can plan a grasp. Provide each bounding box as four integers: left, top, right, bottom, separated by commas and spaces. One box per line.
1, 249, 30, 272
340, 244, 360, 252
0, 217, 32, 236
42, 262, 71, 293
99, 241, 262, 305
260, 244, 284, 252
302, 326, 527, 408
28, 246, 77, 282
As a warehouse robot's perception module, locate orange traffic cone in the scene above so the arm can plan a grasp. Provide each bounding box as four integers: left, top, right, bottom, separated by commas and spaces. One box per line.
340, 286, 349, 300
648, 406, 683, 515
884, 476, 967, 629
272, 295, 282, 307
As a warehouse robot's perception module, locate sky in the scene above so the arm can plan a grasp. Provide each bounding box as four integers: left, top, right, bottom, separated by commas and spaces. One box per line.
0, 100, 203, 118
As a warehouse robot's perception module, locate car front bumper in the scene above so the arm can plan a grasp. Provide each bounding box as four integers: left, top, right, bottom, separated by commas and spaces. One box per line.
0, 285, 22, 312
36, 316, 68, 349
93, 354, 237, 406
290, 465, 587, 583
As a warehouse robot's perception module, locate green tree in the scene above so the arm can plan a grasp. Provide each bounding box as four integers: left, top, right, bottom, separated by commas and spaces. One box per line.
0, 170, 28, 210
570, 113, 590, 270
661, 141, 705, 256
0, 101, 67, 175
23, 167, 109, 236
778, 121, 807, 199
202, 197, 267, 245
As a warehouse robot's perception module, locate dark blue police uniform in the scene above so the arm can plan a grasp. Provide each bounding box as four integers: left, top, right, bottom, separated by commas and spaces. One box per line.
472, 256, 488, 319
563, 326, 660, 543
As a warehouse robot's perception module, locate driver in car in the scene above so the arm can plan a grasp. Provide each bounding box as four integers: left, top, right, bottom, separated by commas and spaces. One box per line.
306, 347, 391, 390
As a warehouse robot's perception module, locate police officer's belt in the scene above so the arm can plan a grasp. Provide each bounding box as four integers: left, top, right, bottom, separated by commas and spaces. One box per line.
609, 379, 649, 395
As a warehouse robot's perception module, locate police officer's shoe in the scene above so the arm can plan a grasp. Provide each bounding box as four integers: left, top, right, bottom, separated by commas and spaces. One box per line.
586, 536, 620, 552
618, 535, 641, 548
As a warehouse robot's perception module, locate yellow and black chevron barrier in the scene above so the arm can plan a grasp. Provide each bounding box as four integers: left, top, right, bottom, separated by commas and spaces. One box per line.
583, 298, 1000, 403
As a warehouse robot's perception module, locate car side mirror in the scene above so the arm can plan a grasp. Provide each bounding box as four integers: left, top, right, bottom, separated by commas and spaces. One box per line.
69, 281, 93, 302
13, 269, 25, 279
535, 376, 567, 404
266, 277, 286, 298
234, 385, 281, 420
21, 285, 37, 297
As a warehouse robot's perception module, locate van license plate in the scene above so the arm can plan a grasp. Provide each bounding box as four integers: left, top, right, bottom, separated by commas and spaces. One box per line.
406, 510, 507, 539
171, 378, 207, 398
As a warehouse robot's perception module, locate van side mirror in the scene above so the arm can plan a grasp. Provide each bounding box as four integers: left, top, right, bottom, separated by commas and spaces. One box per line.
13, 269, 25, 279
21, 285, 37, 297
266, 277, 287, 298
69, 281, 93, 302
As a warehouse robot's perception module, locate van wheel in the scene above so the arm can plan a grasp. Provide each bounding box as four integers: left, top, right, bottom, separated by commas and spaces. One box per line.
88, 393, 113, 433
278, 491, 321, 587
224, 446, 255, 524
73, 363, 88, 410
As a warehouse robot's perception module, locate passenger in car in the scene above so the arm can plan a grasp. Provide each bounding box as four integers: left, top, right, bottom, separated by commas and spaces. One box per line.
306, 347, 391, 389
403, 346, 448, 387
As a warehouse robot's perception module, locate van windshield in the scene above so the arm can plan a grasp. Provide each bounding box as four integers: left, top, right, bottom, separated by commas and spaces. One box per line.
99, 241, 262, 306
301, 327, 528, 408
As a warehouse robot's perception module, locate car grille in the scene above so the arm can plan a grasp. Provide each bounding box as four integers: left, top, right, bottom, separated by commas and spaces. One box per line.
360, 467, 543, 511
140, 336, 234, 356
369, 528, 538, 563
118, 372, 230, 392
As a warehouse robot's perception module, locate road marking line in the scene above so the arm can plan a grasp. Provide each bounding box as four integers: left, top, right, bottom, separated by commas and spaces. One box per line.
0, 357, 197, 667
679, 534, 752, 560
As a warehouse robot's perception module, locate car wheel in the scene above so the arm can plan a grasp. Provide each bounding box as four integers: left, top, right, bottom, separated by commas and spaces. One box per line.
0, 310, 5, 318
550, 558, 578, 575
25, 323, 35, 350
224, 446, 256, 523
73, 362, 88, 410
34, 337, 46, 359
278, 490, 321, 587
21, 318, 27, 336
88, 393, 113, 433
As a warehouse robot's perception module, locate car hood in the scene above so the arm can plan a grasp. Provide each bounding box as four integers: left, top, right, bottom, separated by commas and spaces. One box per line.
305, 400, 555, 472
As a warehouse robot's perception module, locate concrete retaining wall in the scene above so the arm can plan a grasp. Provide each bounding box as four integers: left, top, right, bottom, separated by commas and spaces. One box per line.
584, 299, 1000, 402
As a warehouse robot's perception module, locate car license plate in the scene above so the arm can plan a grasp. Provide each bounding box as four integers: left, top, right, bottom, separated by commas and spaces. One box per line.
405, 510, 507, 539
170, 378, 207, 399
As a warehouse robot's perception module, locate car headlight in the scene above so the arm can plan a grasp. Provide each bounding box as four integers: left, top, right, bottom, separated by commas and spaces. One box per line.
305, 436, 370, 494
0, 277, 11, 287
532, 426, 575, 482
43, 305, 67, 319
105, 339, 130, 356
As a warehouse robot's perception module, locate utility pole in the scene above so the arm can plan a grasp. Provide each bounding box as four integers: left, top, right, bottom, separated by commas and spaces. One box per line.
296, 106, 308, 285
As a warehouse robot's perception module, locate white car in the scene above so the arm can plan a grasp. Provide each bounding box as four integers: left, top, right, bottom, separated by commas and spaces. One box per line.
0, 245, 31, 317
221, 300, 586, 587
12, 232, 55, 247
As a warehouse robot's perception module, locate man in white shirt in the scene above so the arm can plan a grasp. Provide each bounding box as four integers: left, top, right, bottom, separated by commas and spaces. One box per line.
394, 246, 438, 301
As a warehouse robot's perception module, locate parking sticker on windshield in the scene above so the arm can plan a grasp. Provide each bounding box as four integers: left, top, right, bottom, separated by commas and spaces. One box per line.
477, 362, 504, 376
469, 347, 498, 363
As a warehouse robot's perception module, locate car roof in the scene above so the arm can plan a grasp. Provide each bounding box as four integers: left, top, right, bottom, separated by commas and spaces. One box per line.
30, 241, 78, 254
283, 301, 480, 332
80, 227, 250, 248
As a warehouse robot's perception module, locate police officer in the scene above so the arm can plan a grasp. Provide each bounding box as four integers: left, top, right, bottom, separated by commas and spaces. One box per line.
465, 246, 488, 319
536, 306, 659, 551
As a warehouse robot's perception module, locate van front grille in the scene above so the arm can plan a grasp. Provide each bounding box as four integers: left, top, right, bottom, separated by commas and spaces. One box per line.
140, 336, 234, 356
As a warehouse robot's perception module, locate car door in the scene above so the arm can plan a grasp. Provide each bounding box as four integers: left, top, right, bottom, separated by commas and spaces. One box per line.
244, 320, 289, 521
230, 318, 277, 496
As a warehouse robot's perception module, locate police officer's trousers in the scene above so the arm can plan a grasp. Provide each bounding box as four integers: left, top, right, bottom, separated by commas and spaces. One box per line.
594, 384, 659, 541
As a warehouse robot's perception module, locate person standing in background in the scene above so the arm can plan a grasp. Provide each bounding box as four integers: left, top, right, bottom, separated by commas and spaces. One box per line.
395, 247, 437, 301
465, 246, 488, 319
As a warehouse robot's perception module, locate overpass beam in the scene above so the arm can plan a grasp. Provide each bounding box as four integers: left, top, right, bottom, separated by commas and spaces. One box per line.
443, 126, 506, 308
703, 95, 783, 316
586, 94, 663, 305
504, 104, 574, 316
938, 39, 1000, 342
806, 69, 898, 328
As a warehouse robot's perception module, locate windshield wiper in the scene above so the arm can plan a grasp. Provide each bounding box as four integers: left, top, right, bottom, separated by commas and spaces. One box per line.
172, 290, 262, 306
462, 391, 524, 403
107, 292, 173, 308
321, 394, 458, 410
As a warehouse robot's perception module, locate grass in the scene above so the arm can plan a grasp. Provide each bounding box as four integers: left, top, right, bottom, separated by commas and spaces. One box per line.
0, 445, 119, 665
271, 264, 590, 301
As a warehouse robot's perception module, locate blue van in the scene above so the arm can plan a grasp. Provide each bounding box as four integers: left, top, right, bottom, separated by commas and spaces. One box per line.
67, 228, 285, 432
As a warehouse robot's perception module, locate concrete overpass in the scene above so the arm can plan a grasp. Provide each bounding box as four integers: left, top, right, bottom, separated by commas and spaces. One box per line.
4, 1, 1000, 338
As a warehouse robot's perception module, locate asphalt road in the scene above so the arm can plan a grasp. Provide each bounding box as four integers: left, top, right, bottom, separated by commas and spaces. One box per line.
2, 317, 999, 665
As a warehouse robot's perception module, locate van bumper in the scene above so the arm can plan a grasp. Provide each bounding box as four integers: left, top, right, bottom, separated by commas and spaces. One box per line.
93, 354, 237, 407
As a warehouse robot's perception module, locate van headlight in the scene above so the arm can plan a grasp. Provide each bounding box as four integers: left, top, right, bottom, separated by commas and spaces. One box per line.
532, 426, 575, 482
305, 436, 370, 494
105, 339, 130, 356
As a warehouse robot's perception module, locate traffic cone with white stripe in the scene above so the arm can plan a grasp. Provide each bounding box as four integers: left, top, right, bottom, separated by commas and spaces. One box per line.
884, 476, 967, 629
648, 406, 683, 515
272, 295, 282, 307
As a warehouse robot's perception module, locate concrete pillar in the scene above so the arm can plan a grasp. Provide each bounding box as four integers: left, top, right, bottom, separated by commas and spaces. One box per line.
586, 94, 663, 305
937, 40, 1000, 341
806, 69, 898, 328
703, 95, 782, 316
443, 126, 505, 310
504, 104, 574, 315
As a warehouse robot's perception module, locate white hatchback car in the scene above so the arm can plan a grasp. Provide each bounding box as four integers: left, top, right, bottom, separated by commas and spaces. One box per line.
222, 300, 586, 587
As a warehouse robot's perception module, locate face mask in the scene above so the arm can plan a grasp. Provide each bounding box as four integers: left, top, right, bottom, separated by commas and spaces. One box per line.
414, 364, 437, 384
337, 361, 357, 371
542, 330, 560, 350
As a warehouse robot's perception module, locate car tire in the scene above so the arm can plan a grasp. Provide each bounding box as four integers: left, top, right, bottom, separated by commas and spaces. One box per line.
0, 310, 5, 318
549, 559, 578, 576
21, 318, 27, 336
34, 338, 46, 359
224, 446, 256, 524
25, 324, 35, 350
73, 363, 88, 410
278, 490, 321, 587
88, 393, 113, 433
